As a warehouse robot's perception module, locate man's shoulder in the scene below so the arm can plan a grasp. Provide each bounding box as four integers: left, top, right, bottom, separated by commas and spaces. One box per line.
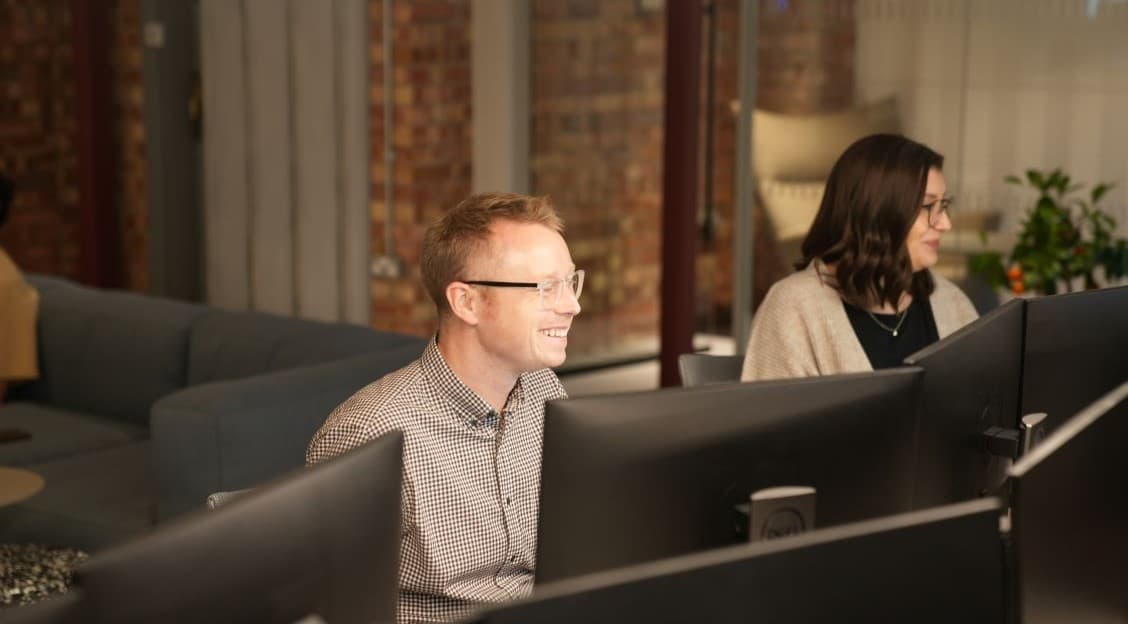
306, 360, 428, 464
331, 361, 430, 429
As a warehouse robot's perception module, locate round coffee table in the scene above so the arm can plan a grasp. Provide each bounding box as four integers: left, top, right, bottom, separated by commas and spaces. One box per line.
0, 466, 44, 507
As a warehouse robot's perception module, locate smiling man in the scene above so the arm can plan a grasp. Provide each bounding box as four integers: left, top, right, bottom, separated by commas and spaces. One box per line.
307, 192, 582, 623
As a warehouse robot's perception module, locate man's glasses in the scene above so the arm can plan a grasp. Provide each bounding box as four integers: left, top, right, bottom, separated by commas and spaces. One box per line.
921, 196, 954, 228
463, 269, 584, 310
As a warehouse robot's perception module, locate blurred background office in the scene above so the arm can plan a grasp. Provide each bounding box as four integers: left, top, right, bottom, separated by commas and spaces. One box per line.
2, 0, 1128, 385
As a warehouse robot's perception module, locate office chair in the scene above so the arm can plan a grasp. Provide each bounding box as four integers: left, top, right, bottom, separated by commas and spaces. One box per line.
676, 353, 744, 387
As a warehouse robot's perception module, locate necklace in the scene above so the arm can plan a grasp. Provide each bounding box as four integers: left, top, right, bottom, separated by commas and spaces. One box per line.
866, 307, 909, 337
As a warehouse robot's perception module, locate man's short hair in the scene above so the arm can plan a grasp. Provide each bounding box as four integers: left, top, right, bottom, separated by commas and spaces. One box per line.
421, 192, 563, 317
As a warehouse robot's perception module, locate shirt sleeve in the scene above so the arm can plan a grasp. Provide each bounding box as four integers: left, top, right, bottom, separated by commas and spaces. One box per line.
306, 414, 377, 465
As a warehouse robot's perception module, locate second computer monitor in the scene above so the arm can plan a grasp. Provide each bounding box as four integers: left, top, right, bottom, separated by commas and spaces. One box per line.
482, 499, 1005, 624
904, 298, 1025, 507
1021, 285, 1128, 433
1009, 380, 1128, 624
77, 432, 404, 624
536, 367, 923, 583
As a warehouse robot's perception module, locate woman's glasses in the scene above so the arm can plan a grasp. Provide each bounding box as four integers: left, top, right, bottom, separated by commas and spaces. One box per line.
921, 197, 954, 227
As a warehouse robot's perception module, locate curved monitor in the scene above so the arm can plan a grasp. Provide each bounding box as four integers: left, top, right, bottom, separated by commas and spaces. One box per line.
536, 368, 924, 583
77, 432, 404, 624
904, 298, 1025, 507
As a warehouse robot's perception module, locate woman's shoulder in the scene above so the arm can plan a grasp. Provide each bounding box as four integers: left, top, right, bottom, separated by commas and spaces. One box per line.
929, 270, 970, 301
927, 270, 979, 325
765, 263, 834, 302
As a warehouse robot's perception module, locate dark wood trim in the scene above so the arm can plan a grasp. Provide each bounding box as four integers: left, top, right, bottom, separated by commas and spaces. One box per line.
659, 0, 703, 387
72, 0, 122, 288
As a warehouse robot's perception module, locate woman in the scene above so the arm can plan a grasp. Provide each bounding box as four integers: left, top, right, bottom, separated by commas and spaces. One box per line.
741, 134, 978, 381
0, 174, 39, 402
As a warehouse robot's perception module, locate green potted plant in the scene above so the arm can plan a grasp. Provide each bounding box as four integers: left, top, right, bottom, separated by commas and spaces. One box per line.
971, 168, 1128, 295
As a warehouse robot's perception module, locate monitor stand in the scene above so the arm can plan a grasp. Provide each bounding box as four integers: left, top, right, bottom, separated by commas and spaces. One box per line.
1020, 412, 1047, 456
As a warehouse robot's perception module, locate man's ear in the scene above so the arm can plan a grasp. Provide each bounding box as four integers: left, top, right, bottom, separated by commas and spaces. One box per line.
446, 281, 481, 326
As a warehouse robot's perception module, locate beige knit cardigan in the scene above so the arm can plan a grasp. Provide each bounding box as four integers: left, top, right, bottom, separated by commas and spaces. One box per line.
741, 261, 979, 382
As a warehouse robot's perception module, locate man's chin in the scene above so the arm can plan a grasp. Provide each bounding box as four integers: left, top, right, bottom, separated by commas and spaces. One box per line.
539, 350, 568, 370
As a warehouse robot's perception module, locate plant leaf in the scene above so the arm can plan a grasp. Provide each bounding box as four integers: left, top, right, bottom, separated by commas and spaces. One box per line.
1091, 182, 1113, 205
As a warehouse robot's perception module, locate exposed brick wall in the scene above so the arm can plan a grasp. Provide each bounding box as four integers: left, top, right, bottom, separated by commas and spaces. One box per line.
530, 0, 855, 351
755, 0, 855, 113
112, 0, 148, 292
530, 0, 667, 358
359, 0, 853, 344
0, 0, 82, 279
0, 0, 147, 291
367, 0, 472, 336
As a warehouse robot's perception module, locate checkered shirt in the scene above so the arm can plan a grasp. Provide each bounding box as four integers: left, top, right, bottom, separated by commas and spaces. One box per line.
306, 338, 566, 624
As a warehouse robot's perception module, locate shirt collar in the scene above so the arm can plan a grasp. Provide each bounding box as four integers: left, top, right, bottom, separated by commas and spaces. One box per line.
420, 337, 527, 429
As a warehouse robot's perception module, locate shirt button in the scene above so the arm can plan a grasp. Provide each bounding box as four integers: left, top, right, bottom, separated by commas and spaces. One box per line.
509, 555, 516, 563
506, 496, 512, 506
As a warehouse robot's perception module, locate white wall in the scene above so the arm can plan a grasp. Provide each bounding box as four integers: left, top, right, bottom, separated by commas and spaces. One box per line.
856, 0, 1128, 243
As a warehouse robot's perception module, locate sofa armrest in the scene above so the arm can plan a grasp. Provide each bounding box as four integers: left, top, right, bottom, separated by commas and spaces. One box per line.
150, 342, 423, 520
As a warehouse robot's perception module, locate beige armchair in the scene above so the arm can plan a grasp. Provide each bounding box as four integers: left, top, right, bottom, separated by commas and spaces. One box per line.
753, 96, 901, 270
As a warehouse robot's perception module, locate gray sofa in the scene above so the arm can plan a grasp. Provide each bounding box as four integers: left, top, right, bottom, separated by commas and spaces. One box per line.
0, 275, 426, 551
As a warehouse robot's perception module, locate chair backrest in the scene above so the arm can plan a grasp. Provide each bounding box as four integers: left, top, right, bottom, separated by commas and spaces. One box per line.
677, 354, 744, 387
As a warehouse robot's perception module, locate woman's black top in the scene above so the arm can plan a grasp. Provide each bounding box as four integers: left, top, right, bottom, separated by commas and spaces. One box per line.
843, 297, 940, 370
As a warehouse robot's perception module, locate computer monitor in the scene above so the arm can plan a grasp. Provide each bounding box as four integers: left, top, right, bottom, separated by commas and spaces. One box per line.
904, 298, 1025, 508
1021, 285, 1128, 433
1009, 380, 1128, 624
477, 498, 1005, 623
536, 367, 924, 583
76, 431, 404, 624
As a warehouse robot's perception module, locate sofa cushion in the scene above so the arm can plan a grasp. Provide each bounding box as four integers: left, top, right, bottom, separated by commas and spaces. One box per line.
0, 402, 145, 466
15, 278, 206, 426
0, 441, 156, 552
186, 309, 423, 386
154, 341, 425, 519
754, 96, 901, 181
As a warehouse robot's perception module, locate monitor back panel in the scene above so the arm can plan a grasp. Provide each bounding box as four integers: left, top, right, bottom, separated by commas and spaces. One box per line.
537, 368, 922, 582
905, 299, 1025, 508
1011, 382, 1128, 624
485, 500, 1005, 624
1021, 285, 1128, 433
77, 433, 404, 624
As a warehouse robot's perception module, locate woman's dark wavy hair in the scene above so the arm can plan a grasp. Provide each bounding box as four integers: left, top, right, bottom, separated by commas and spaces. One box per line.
0, 174, 12, 229
797, 133, 943, 310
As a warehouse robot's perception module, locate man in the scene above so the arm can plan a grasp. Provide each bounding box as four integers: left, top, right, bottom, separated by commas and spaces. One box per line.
307, 192, 583, 623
